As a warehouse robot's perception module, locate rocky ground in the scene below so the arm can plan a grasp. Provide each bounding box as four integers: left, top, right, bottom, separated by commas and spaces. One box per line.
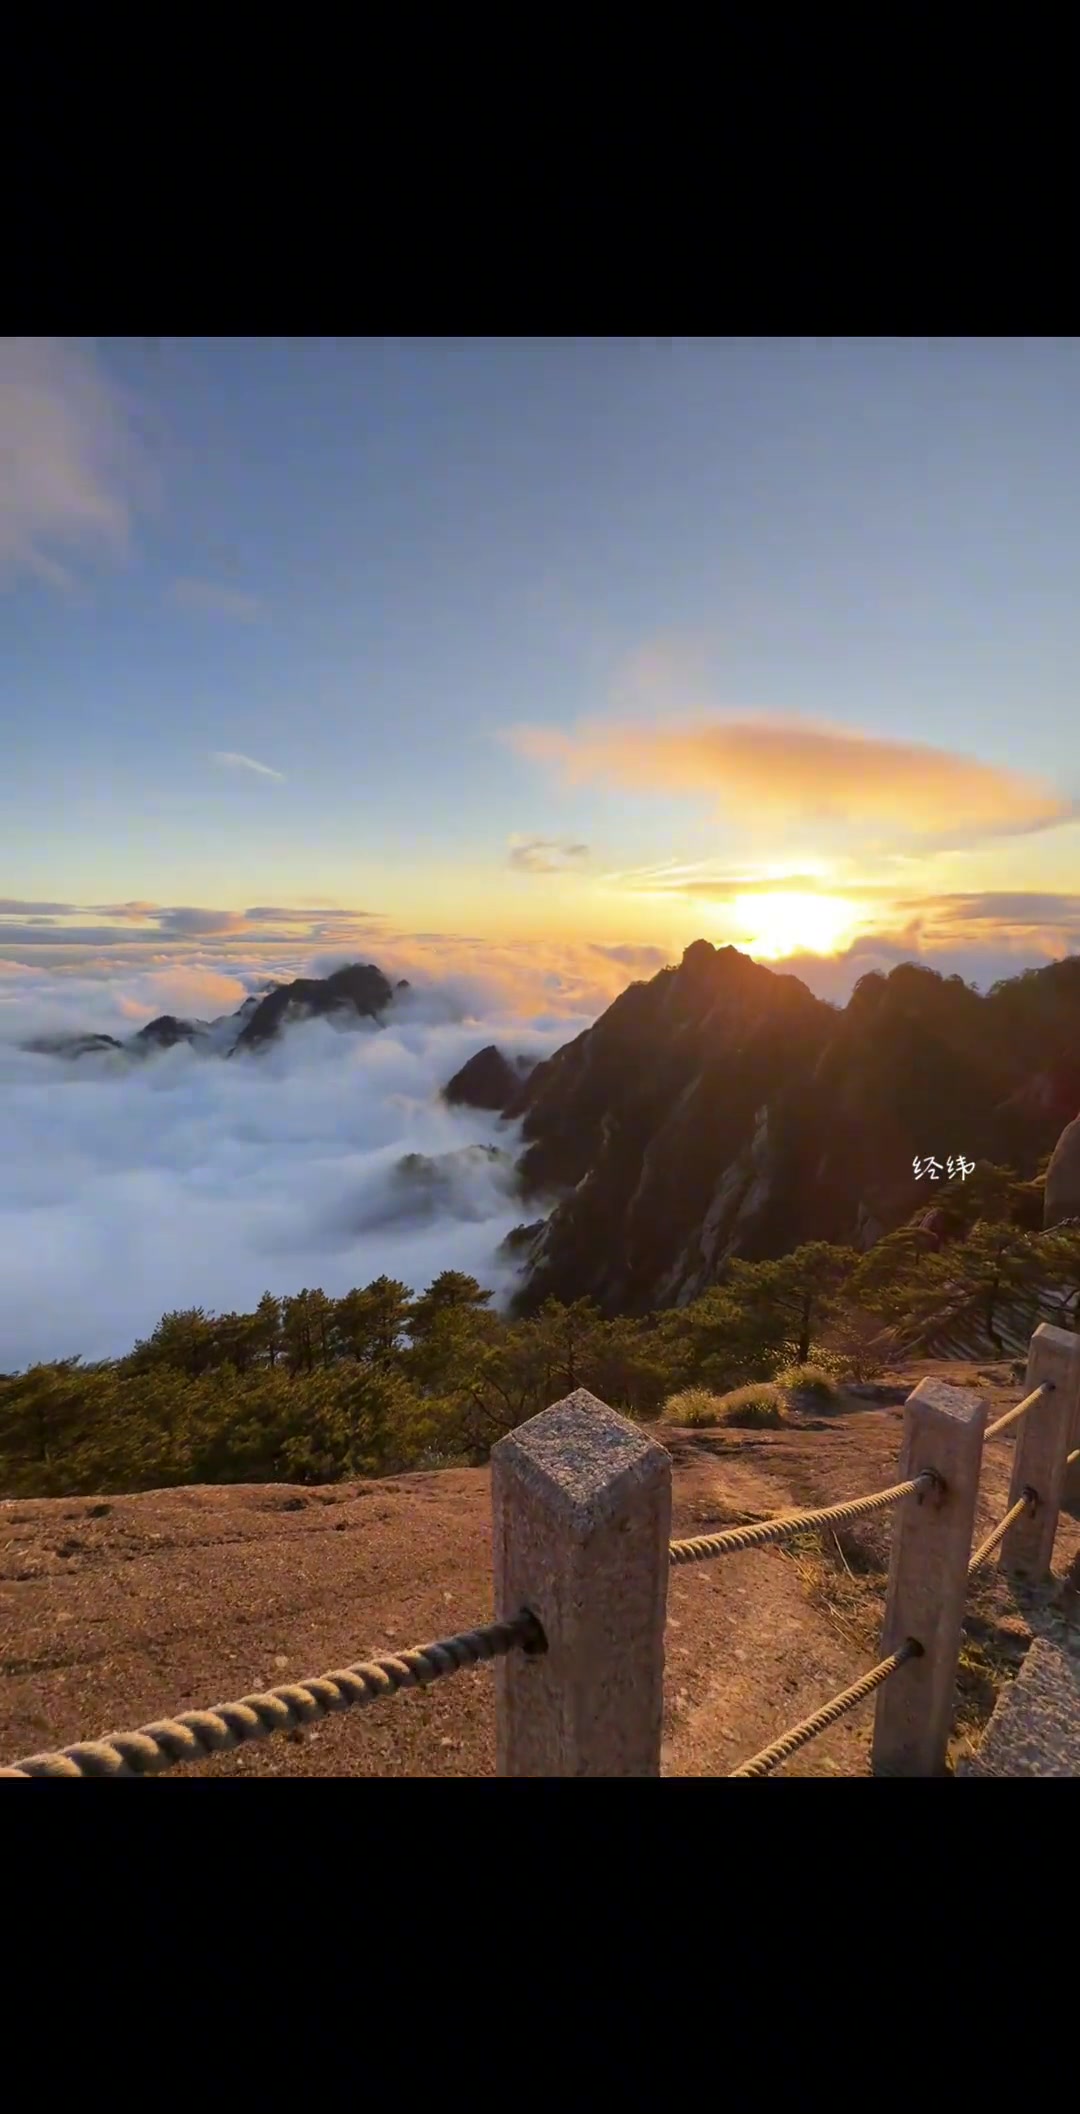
1, 1359, 1077, 1777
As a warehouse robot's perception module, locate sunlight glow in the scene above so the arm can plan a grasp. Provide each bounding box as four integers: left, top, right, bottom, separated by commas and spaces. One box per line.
730, 891, 858, 960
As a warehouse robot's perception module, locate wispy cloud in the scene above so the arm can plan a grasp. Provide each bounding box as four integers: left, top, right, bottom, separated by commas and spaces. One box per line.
0, 900, 385, 957
244, 907, 382, 925
601, 864, 839, 901
211, 751, 286, 782
505, 715, 1075, 845
170, 577, 261, 621
589, 942, 672, 972
92, 901, 162, 921
0, 338, 149, 590
0, 899, 76, 915
507, 835, 590, 873
903, 891, 1080, 928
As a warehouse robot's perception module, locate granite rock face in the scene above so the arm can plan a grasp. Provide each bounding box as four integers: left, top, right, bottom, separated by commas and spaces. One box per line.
958, 1638, 1080, 1777
482, 945, 1080, 1316
1044, 1111, 1080, 1228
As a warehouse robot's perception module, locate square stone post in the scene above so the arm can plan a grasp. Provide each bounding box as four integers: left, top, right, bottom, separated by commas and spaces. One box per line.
491, 1388, 672, 1777
1066, 1344, 1080, 1515
872, 1377, 987, 1777
1000, 1324, 1080, 1581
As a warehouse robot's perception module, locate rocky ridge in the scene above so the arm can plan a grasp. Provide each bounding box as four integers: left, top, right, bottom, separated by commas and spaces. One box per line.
21, 965, 410, 1064
461, 942, 1080, 1316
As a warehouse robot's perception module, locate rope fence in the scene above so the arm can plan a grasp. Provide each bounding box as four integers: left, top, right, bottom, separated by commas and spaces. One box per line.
728, 1642, 921, 1778
677, 1342, 1079, 1779
3, 1325, 1078, 1780
668, 1472, 937, 1569
968, 1491, 1035, 1576
984, 1378, 1053, 1442
0, 1609, 545, 1779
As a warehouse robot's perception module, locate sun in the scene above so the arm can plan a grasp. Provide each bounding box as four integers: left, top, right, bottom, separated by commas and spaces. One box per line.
730, 891, 857, 960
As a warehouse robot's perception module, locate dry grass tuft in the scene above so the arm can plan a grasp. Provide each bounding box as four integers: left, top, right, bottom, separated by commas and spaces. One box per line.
665, 1384, 788, 1430
774, 1361, 841, 1405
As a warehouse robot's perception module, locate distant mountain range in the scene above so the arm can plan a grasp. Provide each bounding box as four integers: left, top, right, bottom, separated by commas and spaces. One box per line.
23, 942, 1080, 1318
23, 963, 410, 1063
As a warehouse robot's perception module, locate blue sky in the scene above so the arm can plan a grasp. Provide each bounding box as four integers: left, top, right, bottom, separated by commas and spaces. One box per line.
3, 336, 1080, 988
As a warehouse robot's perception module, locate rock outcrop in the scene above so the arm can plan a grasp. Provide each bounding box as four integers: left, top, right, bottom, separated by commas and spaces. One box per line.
20, 966, 403, 1066
1044, 1111, 1080, 1228
490, 943, 1080, 1316
134, 1015, 200, 1051
959, 1639, 1080, 1777
231, 963, 396, 1053
442, 1045, 534, 1112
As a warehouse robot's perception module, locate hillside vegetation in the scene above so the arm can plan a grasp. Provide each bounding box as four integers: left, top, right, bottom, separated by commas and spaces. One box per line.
4, 1159, 1079, 1502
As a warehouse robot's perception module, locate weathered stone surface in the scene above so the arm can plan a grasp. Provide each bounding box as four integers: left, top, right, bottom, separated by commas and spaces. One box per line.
1045, 1112, 1080, 1228
492, 1389, 671, 1776
959, 1638, 1080, 1776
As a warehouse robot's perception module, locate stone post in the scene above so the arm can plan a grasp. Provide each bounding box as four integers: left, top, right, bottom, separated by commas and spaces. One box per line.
491, 1388, 672, 1776
1000, 1324, 1080, 1581
872, 1377, 987, 1777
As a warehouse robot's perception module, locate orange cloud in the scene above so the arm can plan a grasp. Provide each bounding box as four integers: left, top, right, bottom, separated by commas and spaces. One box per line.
506, 717, 1074, 841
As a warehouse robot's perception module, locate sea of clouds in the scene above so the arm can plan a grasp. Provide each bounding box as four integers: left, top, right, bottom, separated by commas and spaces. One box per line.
4, 919, 1065, 1374
0, 949, 628, 1372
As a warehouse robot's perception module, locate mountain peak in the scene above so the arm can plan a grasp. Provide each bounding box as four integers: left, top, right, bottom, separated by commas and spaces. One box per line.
678, 939, 765, 983
231, 962, 396, 1052
23, 962, 403, 1066
488, 942, 1080, 1317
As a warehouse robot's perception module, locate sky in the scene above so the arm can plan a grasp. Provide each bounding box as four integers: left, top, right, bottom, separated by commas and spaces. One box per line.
4, 334, 1080, 997
4, 337, 1080, 1365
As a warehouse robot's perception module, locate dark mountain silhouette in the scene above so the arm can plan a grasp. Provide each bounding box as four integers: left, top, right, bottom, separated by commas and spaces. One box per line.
19, 965, 404, 1064
23, 1033, 124, 1059
442, 1045, 536, 1112
478, 942, 1080, 1316
135, 1015, 200, 1050
229, 963, 396, 1052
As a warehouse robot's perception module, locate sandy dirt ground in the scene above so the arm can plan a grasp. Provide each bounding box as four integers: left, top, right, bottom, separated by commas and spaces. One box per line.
2, 1362, 1077, 1776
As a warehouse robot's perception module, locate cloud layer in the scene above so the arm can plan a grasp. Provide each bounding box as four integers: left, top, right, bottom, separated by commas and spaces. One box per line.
507, 835, 590, 873
0, 961, 590, 1371
1, 914, 1077, 1370
508, 715, 1075, 844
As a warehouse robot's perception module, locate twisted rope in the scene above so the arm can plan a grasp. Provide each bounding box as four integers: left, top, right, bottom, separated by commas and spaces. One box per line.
728, 1641, 921, 1778
968, 1490, 1036, 1575
669, 1472, 937, 1568
985, 1379, 1053, 1442
0, 1609, 546, 1779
